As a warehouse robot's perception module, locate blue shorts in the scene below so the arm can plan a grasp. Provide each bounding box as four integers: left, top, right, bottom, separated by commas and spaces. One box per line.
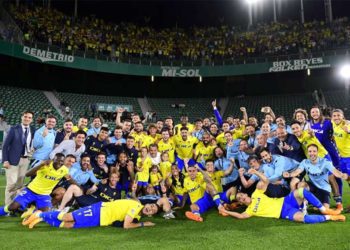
176, 194, 190, 206
176, 157, 196, 171
72, 202, 102, 228
219, 191, 230, 204
117, 181, 130, 192
14, 187, 51, 210
339, 157, 350, 175
137, 181, 149, 187
280, 192, 301, 221
194, 192, 215, 214
325, 146, 340, 167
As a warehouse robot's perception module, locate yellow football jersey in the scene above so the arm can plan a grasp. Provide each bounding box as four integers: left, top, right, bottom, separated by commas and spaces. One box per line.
173, 135, 199, 159
160, 161, 172, 178
183, 173, 206, 203
136, 156, 152, 182
129, 131, 147, 149
245, 189, 284, 218
157, 139, 175, 163
100, 199, 143, 226
28, 163, 69, 195
216, 132, 227, 149
72, 126, 88, 133
195, 142, 215, 161
332, 121, 350, 157
150, 172, 162, 186
174, 123, 195, 135
208, 170, 224, 193
297, 130, 328, 158
142, 134, 161, 148
168, 176, 185, 195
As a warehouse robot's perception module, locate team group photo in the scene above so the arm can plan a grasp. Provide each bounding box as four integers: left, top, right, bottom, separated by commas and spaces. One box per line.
0, 0, 350, 249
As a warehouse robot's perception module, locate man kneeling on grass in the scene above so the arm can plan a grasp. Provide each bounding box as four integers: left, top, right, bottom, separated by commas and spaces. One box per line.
219, 168, 345, 224
23, 199, 157, 229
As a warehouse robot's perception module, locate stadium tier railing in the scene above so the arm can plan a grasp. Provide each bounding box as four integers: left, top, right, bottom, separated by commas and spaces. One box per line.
22, 40, 350, 67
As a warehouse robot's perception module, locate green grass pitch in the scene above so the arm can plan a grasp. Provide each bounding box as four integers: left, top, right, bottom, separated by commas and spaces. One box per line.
0, 174, 350, 249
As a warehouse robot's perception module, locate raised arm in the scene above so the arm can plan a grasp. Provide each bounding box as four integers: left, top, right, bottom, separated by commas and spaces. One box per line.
26, 160, 49, 177
248, 168, 268, 191
223, 158, 235, 176
240, 107, 248, 124
212, 99, 223, 127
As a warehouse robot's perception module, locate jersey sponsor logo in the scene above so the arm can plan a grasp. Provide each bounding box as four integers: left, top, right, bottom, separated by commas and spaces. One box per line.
44, 175, 58, 181
23, 46, 74, 63
253, 197, 261, 213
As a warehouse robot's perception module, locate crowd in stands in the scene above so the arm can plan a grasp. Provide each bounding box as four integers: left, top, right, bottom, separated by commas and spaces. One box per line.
7, 4, 350, 62
0, 98, 350, 228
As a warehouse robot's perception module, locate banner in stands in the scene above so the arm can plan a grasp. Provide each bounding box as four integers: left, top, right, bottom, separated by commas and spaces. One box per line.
22, 46, 74, 63
161, 66, 201, 77
97, 103, 133, 112
0, 41, 346, 77
268, 57, 331, 72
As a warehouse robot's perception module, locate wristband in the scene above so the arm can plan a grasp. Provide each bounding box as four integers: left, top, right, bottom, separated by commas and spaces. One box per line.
140, 222, 144, 227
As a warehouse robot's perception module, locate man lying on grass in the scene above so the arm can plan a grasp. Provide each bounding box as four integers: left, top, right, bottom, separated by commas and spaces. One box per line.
219, 168, 346, 224
23, 199, 157, 229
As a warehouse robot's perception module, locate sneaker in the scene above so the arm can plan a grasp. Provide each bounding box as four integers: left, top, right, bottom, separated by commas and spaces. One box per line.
22, 210, 41, 226
185, 211, 203, 222
329, 215, 346, 222
21, 205, 36, 219
336, 203, 344, 212
28, 217, 43, 229
321, 208, 341, 216
163, 212, 176, 219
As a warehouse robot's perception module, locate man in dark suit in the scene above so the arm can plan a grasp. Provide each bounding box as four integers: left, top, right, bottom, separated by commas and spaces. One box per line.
2, 111, 35, 205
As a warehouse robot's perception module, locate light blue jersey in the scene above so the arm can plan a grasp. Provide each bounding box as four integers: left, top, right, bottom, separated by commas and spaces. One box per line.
33, 125, 56, 161
214, 157, 238, 185
250, 163, 275, 182
298, 157, 335, 193
86, 127, 101, 137
226, 139, 241, 160
70, 162, 100, 186
262, 155, 299, 183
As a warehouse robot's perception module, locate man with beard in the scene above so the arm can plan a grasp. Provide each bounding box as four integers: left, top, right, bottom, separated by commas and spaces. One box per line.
273, 127, 305, 162
157, 129, 175, 163
174, 114, 194, 135
173, 127, 199, 171
86, 117, 102, 137
54, 119, 75, 147
72, 117, 88, 133
194, 133, 216, 168
129, 121, 147, 150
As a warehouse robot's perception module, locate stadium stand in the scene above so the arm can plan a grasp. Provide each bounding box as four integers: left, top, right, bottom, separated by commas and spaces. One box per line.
55, 91, 142, 125
224, 92, 316, 123
0, 85, 60, 127
7, 4, 350, 63
147, 98, 213, 122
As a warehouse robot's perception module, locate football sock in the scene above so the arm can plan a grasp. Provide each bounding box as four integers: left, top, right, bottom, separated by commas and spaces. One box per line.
0, 206, 9, 216
300, 188, 322, 209
304, 215, 326, 224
